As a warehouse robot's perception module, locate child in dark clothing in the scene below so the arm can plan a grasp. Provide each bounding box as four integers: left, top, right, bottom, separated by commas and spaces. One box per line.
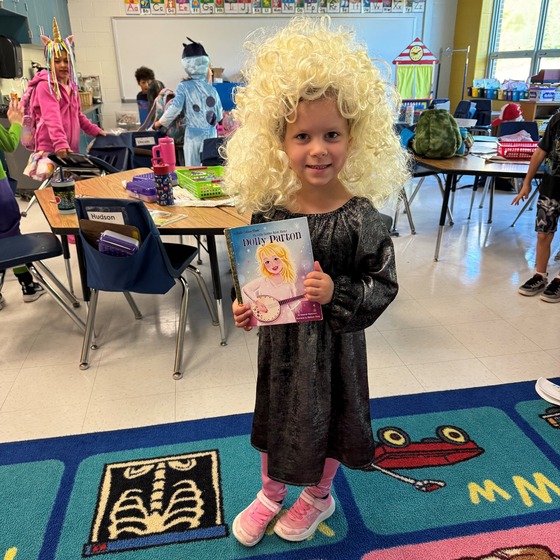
223, 16, 409, 548
134, 66, 155, 125
513, 112, 560, 303
0, 98, 45, 308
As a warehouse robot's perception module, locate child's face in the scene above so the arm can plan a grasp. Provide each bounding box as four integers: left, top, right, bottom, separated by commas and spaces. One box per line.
138, 79, 151, 94
283, 97, 350, 193
261, 252, 284, 276
53, 52, 70, 84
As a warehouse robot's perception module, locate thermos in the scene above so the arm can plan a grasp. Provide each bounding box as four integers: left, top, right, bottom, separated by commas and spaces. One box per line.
152, 137, 176, 173
152, 159, 174, 206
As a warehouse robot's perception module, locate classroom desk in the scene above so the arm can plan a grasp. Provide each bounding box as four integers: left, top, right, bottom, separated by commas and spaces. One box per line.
35, 168, 250, 345
414, 152, 534, 261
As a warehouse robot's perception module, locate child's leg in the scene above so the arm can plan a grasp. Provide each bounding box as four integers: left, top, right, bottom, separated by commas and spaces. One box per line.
274, 459, 339, 542
14, 266, 45, 302
232, 453, 286, 547
536, 232, 554, 275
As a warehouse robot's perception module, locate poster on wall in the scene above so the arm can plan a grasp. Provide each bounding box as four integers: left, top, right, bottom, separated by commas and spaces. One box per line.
125, 0, 141, 14
165, 0, 176, 12
412, 0, 424, 10
139, 0, 151, 14
176, 0, 190, 12
382, 0, 392, 11
150, 0, 166, 14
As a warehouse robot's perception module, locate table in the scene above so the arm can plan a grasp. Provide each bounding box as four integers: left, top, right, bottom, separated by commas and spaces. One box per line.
35, 168, 251, 344
414, 151, 534, 261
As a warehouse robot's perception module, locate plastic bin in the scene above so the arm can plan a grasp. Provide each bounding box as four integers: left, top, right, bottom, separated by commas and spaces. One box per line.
497, 141, 539, 160
176, 166, 224, 198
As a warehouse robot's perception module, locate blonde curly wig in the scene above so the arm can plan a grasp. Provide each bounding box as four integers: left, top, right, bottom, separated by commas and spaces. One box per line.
222, 16, 410, 214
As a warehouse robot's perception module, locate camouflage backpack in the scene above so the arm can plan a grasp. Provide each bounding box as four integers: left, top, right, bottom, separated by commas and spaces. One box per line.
412, 109, 462, 159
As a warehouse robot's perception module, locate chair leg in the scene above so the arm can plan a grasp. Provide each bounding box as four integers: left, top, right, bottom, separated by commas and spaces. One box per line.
29, 262, 85, 331
0, 270, 5, 292
80, 289, 99, 370
173, 276, 189, 380
399, 187, 416, 234
34, 260, 81, 308
187, 265, 219, 325
123, 292, 143, 319
407, 177, 425, 206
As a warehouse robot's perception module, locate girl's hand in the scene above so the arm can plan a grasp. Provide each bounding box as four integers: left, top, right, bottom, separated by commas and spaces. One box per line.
304, 261, 334, 305
232, 299, 253, 331
98, 129, 107, 137
7, 98, 24, 126
56, 148, 69, 159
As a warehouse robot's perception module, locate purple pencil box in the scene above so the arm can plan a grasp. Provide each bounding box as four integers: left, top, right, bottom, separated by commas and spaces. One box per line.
126, 179, 157, 203
98, 230, 140, 257
133, 171, 178, 185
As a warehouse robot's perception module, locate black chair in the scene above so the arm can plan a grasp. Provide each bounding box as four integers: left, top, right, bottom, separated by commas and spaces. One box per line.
75, 198, 219, 380
201, 137, 225, 166
498, 120, 539, 141
0, 233, 85, 330
471, 99, 492, 135
88, 134, 134, 171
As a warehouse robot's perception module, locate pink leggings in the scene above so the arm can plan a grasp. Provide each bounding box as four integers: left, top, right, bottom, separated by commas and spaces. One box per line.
260, 453, 340, 503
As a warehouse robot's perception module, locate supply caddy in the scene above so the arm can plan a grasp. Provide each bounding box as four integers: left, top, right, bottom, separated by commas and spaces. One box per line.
497, 141, 539, 160
176, 166, 224, 199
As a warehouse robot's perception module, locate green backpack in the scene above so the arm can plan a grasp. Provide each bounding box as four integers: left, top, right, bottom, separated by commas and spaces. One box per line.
412, 109, 462, 159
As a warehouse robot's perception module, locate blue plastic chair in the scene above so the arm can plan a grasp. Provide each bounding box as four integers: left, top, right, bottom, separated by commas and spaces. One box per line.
0, 233, 85, 330
75, 198, 218, 379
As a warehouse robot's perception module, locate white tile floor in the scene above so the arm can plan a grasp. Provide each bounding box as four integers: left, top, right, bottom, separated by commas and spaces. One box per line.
1, 176, 559, 443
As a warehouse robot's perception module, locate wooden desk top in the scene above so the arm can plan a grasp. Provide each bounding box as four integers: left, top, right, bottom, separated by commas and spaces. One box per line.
36, 168, 251, 235
415, 153, 532, 178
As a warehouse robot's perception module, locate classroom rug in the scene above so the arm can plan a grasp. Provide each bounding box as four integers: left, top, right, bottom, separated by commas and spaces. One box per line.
2, 379, 560, 560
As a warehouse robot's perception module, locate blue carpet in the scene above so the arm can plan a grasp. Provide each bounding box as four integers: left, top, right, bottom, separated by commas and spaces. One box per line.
2, 379, 560, 560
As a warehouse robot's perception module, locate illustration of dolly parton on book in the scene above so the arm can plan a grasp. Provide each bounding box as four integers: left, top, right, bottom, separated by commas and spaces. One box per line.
225, 217, 323, 326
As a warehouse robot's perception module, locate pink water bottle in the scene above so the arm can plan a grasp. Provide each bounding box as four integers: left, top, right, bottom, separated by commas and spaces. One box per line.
152, 137, 176, 173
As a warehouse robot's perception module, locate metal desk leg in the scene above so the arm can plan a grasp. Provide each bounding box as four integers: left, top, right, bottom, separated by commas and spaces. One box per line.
207, 234, 227, 346
434, 173, 453, 262
75, 235, 90, 303
487, 177, 495, 224
60, 234, 75, 296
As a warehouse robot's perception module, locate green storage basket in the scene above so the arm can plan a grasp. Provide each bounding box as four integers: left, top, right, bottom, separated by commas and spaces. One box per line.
176, 166, 224, 199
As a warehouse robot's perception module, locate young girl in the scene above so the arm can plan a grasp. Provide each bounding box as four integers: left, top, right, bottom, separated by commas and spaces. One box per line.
153, 37, 223, 166
23, 18, 105, 182
223, 17, 409, 547
243, 241, 300, 326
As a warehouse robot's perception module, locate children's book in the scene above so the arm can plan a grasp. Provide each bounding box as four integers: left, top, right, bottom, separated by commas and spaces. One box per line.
148, 209, 187, 227
225, 217, 323, 327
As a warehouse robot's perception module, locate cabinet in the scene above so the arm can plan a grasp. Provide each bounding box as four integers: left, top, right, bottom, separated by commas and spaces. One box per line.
0, 0, 70, 46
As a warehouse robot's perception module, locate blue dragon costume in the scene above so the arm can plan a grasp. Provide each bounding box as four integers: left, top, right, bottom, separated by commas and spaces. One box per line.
158, 37, 223, 166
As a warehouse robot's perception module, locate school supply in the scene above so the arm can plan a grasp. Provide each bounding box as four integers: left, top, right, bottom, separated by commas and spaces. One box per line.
98, 230, 140, 257
412, 109, 462, 159
225, 216, 323, 326
152, 136, 176, 172
125, 180, 157, 202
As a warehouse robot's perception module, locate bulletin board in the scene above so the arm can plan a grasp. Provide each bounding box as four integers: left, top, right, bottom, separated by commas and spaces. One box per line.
112, 15, 419, 101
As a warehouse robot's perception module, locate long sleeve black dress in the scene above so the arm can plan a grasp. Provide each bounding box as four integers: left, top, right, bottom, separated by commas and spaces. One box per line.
250, 197, 398, 485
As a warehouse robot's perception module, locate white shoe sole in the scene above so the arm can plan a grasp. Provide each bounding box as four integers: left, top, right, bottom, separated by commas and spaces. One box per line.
274, 499, 335, 542
518, 287, 546, 296
535, 377, 560, 406
231, 510, 266, 547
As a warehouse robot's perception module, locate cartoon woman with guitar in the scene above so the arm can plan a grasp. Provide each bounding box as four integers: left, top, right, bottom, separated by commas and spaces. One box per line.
242, 241, 303, 325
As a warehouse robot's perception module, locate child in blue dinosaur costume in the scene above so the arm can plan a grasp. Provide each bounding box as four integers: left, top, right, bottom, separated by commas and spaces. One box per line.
154, 37, 223, 166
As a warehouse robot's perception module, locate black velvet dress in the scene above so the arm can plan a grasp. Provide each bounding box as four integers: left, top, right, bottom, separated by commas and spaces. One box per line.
250, 197, 398, 486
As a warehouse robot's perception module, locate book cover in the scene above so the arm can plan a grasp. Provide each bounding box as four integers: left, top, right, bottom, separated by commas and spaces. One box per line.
225, 217, 323, 327
148, 210, 188, 227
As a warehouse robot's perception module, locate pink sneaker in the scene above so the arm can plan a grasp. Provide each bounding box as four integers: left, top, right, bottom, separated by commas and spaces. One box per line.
274, 488, 335, 542
232, 490, 282, 547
